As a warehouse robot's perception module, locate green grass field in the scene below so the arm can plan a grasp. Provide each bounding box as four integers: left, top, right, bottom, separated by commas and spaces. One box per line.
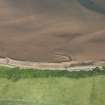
0, 66, 105, 105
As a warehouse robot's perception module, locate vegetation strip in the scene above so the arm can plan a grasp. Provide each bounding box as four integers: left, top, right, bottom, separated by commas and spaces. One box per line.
0, 66, 105, 81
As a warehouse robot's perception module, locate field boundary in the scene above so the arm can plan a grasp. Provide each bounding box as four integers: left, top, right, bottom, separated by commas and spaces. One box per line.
0, 57, 104, 71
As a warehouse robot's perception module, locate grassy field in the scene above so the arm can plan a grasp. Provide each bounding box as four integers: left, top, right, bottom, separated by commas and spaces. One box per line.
0, 66, 105, 105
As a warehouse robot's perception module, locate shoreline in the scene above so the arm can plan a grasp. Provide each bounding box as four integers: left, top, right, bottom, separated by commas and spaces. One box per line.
0, 57, 104, 71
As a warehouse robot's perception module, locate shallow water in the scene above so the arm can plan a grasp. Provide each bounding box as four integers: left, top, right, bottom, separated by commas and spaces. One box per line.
79, 0, 105, 14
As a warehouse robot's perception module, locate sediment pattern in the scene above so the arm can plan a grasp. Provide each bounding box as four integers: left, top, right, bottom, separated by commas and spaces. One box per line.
0, 0, 105, 62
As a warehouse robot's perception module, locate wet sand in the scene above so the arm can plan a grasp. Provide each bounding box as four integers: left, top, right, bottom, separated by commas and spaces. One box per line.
0, 0, 105, 62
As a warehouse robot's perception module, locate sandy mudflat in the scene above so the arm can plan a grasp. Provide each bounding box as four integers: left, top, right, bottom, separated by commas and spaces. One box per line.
0, 0, 105, 62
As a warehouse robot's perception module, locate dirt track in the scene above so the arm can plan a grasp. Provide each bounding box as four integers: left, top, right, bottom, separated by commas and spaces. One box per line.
0, 0, 105, 62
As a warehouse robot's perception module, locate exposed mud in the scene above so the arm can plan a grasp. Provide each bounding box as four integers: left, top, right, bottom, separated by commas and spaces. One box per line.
0, 0, 105, 62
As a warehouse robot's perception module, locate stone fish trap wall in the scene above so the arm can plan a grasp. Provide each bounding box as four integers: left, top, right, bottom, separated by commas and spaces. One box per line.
0, 57, 104, 71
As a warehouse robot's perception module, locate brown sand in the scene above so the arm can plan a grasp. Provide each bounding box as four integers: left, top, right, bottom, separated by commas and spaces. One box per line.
0, 0, 105, 62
